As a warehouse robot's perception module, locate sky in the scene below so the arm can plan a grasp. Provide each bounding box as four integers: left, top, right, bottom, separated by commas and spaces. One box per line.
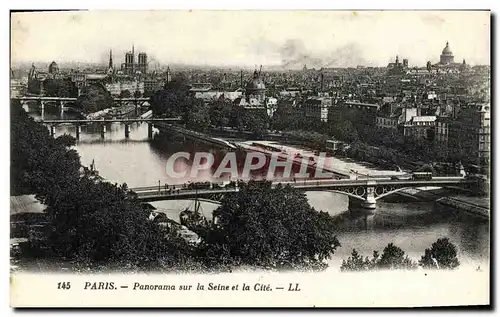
11, 10, 491, 69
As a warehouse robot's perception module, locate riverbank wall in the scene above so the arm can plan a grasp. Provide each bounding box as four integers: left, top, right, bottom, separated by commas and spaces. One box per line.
155, 123, 237, 150
435, 197, 489, 220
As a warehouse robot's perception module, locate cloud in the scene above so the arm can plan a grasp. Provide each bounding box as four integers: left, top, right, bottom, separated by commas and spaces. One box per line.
322, 43, 368, 68
251, 38, 368, 69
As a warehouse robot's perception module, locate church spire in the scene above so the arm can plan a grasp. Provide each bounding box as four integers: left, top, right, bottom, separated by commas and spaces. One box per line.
108, 49, 113, 70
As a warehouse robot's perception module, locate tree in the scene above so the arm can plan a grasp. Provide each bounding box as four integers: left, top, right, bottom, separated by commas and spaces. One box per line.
44, 79, 78, 97
133, 90, 142, 98
209, 97, 232, 129
149, 76, 191, 117
243, 109, 269, 138
44, 176, 194, 270
341, 244, 416, 271
378, 243, 417, 270
75, 84, 114, 114
27, 78, 41, 95
336, 120, 359, 143
183, 98, 211, 133
229, 104, 246, 131
418, 164, 436, 174
11, 104, 194, 272
341, 249, 370, 271
58, 79, 78, 97
43, 78, 60, 97
198, 181, 341, 270
10, 102, 81, 196
119, 90, 132, 98
419, 238, 460, 269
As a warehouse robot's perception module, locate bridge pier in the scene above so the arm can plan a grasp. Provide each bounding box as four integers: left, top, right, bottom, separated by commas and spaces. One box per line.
124, 124, 130, 138
100, 124, 107, 138
148, 123, 154, 139
362, 183, 377, 210
59, 101, 65, 116
40, 81, 45, 96
361, 196, 377, 210
347, 184, 377, 211
40, 101, 45, 119
75, 125, 82, 140
20, 100, 28, 111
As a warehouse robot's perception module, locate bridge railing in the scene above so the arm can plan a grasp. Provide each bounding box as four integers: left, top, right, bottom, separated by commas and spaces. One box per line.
130, 177, 474, 199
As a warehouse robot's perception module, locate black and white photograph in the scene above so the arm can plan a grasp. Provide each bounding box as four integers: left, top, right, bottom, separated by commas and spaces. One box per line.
9, 9, 491, 307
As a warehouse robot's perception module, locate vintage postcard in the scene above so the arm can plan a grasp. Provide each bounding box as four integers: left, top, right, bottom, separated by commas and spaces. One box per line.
10, 10, 491, 308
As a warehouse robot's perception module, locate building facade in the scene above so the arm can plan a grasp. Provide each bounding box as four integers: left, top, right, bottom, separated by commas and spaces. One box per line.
137, 53, 148, 74
475, 104, 491, 166
301, 97, 332, 122
403, 115, 437, 140
376, 116, 399, 129
121, 46, 148, 75
144, 78, 165, 96
440, 42, 454, 65
105, 80, 144, 96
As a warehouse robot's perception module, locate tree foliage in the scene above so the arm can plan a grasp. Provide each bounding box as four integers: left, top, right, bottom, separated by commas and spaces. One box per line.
119, 89, 132, 98
149, 76, 191, 118
11, 101, 81, 196
183, 98, 211, 133
43, 178, 194, 270
43, 78, 78, 97
75, 84, 114, 114
209, 97, 232, 129
419, 238, 460, 269
270, 99, 478, 168
340, 249, 379, 271
11, 103, 193, 271
341, 239, 460, 271
197, 180, 341, 270
242, 109, 269, 138
377, 243, 417, 270
149, 76, 212, 133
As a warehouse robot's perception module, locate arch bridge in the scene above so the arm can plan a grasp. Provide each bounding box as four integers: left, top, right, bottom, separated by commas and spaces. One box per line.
131, 177, 480, 210
37, 117, 182, 140
12, 96, 151, 113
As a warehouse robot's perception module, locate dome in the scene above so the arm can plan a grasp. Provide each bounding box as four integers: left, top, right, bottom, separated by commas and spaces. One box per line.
246, 70, 266, 90
48, 61, 59, 74
441, 42, 453, 56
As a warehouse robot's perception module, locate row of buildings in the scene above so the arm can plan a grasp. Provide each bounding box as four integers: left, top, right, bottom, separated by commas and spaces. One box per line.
16, 40, 490, 169
25, 46, 169, 98
183, 41, 489, 168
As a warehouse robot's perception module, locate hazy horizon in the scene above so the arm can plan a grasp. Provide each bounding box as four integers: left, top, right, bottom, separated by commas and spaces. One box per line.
11, 10, 491, 69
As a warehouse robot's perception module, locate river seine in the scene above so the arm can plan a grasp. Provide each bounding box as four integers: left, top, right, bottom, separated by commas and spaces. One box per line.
31, 107, 490, 270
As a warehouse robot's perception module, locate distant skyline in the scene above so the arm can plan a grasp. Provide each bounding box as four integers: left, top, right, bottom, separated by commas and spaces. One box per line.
11, 10, 491, 69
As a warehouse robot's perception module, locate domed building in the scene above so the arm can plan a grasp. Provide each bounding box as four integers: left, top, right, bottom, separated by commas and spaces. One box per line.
245, 69, 266, 103
48, 61, 59, 74
439, 42, 454, 65
426, 41, 467, 74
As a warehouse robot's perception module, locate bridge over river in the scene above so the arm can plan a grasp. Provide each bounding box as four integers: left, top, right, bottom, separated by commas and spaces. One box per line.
12, 95, 152, 120
130, 177, 478, 210
12, 96, 150, 104
36, 117, 182, 139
